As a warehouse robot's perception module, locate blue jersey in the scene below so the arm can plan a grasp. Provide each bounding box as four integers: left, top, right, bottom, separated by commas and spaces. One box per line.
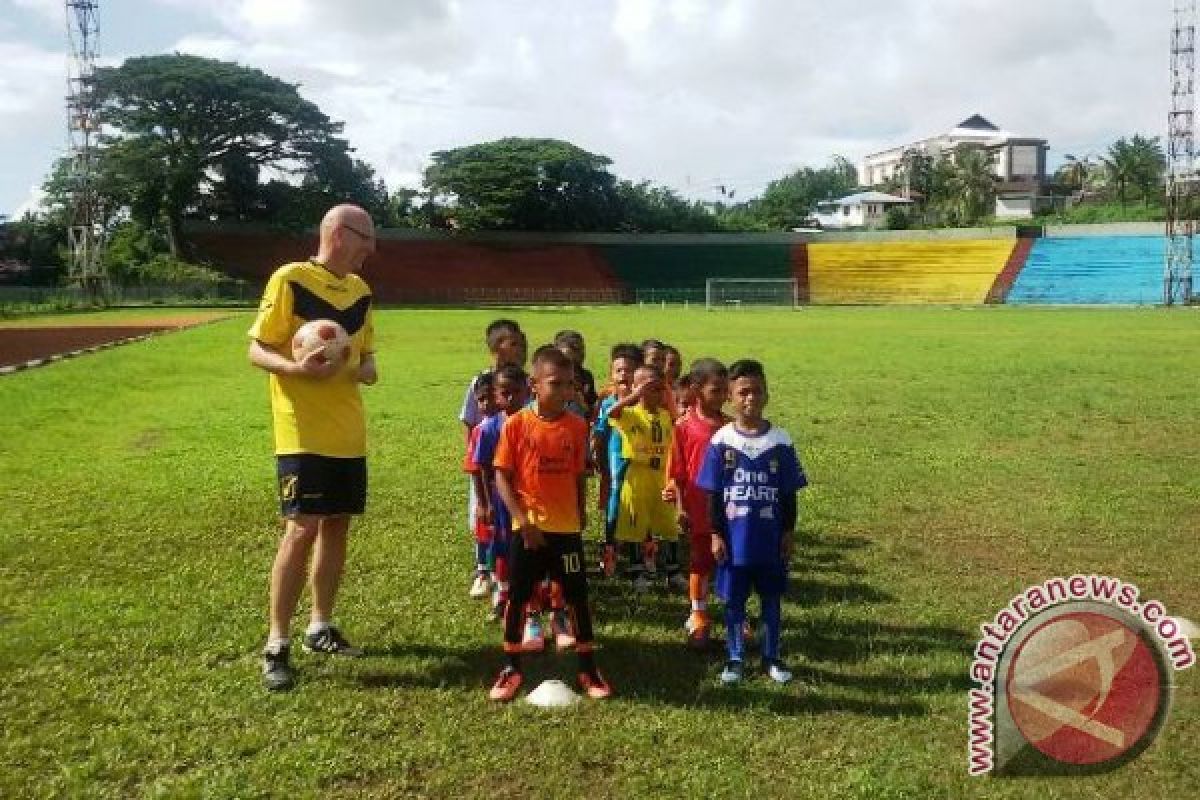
471, 411, 512, 537
697, 422, 806, 567
592, 394, 628, 482
593, 394, 629, 530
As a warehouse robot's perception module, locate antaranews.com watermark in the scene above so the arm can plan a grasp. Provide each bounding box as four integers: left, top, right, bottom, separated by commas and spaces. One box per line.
968, 574, 1195, 776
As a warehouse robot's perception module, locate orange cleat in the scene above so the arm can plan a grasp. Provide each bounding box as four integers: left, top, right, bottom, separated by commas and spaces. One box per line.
578, 669, 613, 700
488, 667, 523, 702
686, 611, 711, 649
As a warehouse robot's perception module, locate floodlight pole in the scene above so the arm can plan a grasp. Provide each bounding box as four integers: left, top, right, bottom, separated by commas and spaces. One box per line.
65, 0, 107, 301
1166, 0, 1196, 305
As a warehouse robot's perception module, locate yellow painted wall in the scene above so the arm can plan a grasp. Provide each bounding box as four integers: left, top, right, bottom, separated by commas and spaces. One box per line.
807, 240, 1014, 304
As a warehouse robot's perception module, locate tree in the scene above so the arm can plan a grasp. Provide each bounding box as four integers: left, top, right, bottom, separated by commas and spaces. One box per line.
424, 138, 621, 231
91, 54, 355, 254
755, 157, 859, 230
1103, 135, 1164, 207
945, 148, 997, 225
0, 212, 68, 285
615, 181, 720, 232
1056, 153, 1095, 191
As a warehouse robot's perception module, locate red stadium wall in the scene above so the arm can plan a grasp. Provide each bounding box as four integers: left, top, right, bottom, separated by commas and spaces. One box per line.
790, 243, 811, 304
187, 227, 625, 303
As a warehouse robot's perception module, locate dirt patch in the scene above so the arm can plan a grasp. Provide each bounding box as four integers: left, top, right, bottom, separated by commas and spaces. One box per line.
0, 311, 234, 329
0, 312, 233, 372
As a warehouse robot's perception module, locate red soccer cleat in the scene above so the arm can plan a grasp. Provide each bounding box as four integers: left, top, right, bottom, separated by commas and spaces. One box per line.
488, 667, 523, 702
578, 669, 614, 700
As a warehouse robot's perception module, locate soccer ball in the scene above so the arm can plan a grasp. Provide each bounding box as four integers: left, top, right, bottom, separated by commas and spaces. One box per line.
291, 319, 352, 369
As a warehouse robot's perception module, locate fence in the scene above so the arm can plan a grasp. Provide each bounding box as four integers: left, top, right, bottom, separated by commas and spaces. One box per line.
0, 281, 257, 311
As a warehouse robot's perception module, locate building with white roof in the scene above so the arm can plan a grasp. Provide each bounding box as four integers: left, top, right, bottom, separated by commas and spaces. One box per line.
813, 191, 912, 230
862, 115, 1049, 219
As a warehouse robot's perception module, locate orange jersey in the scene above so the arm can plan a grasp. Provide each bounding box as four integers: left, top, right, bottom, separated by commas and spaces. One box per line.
493, 408, 588, 533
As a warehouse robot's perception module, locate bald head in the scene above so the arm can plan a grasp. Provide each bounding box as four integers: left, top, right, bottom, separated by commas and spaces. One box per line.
316, 203, 375, 275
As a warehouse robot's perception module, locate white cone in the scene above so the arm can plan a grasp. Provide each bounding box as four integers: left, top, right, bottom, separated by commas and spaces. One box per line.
525, 679, 580, 708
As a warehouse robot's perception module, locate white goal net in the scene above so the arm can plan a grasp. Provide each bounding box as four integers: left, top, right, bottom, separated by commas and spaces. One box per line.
705, 278, 800, 310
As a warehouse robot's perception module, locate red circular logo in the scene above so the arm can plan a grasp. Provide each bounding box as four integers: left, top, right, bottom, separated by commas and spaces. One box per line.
1005, 611, 1165, 767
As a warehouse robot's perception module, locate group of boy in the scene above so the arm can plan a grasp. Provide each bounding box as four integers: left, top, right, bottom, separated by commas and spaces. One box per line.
460, 319, 808, 701
247, 205, 806, 699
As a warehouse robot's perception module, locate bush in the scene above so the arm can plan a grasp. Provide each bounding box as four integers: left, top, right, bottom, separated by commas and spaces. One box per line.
103, 221, 225, 286
885, 207, 910, 230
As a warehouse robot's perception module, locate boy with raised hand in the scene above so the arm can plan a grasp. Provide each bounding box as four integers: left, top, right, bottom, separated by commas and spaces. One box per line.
489, 346, 612, 702
607, 363, 685, 592
460, 319, 524, 597
591, 343, 643, 576
666, 358, 729, 647
698, 359, 807, 685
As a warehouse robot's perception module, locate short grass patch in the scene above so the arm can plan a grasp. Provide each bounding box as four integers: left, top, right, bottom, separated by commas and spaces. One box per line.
1, 307, 1196, 798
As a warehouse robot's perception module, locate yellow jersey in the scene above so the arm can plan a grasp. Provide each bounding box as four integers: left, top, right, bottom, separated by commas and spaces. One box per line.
610, 405, 677, 541
248, 260, 375, 457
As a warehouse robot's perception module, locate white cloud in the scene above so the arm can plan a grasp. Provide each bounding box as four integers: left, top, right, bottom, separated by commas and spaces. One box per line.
11, 0, 60, 25
0, 0, 1177, 213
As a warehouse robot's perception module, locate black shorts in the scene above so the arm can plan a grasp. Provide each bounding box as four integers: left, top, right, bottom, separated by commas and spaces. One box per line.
509, 532, 589, 596
276, 454, 367, 517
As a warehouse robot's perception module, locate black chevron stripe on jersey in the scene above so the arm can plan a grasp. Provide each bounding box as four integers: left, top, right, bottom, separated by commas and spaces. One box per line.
290, 282, 372, 335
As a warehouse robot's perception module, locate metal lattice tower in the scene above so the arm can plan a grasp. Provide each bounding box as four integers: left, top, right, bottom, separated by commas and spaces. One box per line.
65, 0, 106, 297
1166, 0, 1196, 305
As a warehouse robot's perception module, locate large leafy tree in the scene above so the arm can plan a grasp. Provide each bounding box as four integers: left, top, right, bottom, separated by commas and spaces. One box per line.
424, 138, 622, 231
91, 54, 359, 254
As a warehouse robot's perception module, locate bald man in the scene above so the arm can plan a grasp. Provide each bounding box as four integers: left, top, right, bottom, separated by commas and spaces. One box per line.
248, 204, 379, 691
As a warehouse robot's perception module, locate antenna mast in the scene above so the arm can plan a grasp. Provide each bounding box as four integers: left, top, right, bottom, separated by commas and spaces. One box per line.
1166, 0, 1196, 305
65, 0, 106, 298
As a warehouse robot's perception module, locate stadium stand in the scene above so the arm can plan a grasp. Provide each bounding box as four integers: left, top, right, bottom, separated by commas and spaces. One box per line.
1006, 236, 1164, 305
598, 242, 794, 289
806, 240, 1016, 304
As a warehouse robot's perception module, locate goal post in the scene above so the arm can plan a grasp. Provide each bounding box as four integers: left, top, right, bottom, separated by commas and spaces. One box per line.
705, 278, 800, 310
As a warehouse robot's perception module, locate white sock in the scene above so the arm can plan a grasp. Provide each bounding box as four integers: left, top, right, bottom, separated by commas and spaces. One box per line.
306, 619, 330, 636
266, 636, 289, 652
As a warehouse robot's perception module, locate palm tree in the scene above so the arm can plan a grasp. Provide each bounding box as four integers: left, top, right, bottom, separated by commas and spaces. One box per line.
947, 148, 997, 225
1056, 154, 1094, 191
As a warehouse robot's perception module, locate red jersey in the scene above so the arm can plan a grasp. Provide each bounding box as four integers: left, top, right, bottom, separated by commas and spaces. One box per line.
669, 410, 727, 534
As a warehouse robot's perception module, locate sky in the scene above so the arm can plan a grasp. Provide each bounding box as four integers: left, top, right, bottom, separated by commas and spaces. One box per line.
0, 0, 1172, 218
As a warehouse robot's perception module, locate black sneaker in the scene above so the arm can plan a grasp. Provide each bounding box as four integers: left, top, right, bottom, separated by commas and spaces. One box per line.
262, 643, 295, 691
302, 626, 363, 657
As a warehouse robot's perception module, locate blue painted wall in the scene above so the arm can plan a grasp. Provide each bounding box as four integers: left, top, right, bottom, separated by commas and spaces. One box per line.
1008, 237, 1165, 305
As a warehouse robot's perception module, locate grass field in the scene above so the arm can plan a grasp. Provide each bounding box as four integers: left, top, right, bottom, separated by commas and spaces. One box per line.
1, 306, 1197, 799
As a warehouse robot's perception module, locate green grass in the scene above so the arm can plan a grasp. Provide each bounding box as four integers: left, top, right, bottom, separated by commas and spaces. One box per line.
1, 307, 1197, 799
